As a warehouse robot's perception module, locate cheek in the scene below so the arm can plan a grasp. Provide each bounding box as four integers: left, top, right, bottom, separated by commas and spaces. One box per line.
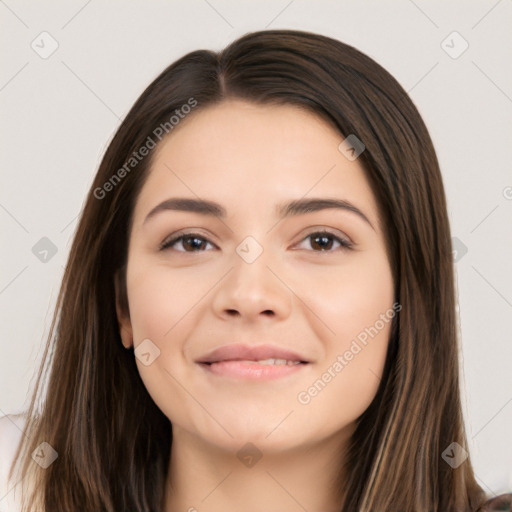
295, 248, 395, 343
126, 278, 169, 342
295, 307, 393, 435
124, 264, 197, 423
124, 259, 225, 423
293, 251, 394, 419
126, 261, 208, 343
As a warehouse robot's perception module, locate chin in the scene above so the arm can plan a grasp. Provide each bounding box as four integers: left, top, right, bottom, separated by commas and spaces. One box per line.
192, 410, 310, 454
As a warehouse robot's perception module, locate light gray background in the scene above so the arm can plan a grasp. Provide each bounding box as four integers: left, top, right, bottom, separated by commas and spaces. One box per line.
1, 0, 511, 498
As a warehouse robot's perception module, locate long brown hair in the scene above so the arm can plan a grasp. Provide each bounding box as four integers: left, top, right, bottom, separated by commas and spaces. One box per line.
8, 29, 493, 511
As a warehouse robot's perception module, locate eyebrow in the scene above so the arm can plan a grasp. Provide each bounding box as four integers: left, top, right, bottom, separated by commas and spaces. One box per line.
143, 197, 374, 230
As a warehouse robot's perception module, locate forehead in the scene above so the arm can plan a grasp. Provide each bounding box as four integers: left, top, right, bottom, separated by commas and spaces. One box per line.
133, 99, 380, 229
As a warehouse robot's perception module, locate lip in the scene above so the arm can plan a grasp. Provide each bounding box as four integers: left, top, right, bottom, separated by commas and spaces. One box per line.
196, 343, 310, 380
195, 343, 309, 364
200, 360, 307, 380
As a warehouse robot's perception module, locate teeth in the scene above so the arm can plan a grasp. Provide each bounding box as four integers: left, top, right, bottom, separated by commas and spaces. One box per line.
244, 358, 301, 366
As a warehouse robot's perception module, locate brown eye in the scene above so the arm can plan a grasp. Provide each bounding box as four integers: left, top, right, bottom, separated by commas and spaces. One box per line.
296, 231, 352, 252
160, 233, 215, 252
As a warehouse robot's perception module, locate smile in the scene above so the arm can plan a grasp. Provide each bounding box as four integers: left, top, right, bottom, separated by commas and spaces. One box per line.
198, 359, 309, 380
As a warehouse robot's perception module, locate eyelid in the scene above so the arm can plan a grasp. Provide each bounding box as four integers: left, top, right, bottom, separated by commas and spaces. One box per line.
297, 226, 353, 245
160, 227, 353, 252
159, 230, 218, 251
292, 228, 353, 252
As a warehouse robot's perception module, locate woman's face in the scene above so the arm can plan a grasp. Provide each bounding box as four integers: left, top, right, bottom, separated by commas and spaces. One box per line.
116, 99, 395, 453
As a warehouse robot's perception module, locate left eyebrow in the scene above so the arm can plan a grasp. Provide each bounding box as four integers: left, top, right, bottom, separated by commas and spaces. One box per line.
277, 198, 374, 230
143, 197, 374, 231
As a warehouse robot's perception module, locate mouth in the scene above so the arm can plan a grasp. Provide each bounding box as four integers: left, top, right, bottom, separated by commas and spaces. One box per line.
198, 360, 309, 379
196, 344, 311, 380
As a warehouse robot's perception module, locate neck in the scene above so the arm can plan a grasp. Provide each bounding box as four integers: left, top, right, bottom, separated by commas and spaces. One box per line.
164, 426, 352, 512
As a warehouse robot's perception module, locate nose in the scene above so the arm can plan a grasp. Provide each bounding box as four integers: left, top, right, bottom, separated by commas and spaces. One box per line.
211, 248, 293, 322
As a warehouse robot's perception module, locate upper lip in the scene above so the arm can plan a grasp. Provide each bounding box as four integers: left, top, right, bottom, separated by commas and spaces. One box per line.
196, 344, 309, 364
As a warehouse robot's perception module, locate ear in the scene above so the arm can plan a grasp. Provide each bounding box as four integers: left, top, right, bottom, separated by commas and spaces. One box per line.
114, 268, 133, 349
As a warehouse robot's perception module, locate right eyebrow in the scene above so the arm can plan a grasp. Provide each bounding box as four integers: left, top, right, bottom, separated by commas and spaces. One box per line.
144, 198, 226, 225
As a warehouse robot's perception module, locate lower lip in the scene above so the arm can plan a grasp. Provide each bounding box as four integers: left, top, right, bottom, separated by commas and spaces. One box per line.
199, 361, 308, 380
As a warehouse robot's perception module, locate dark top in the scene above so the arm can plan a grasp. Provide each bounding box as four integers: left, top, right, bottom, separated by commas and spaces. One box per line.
477, 493, 512, 511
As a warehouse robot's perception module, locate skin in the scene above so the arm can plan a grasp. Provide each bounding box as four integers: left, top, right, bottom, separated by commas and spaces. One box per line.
116, 99, 395, 512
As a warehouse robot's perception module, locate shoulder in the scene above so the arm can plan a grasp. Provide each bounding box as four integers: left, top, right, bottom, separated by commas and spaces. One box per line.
477, 492, 512, 511
0, 413, 27, 512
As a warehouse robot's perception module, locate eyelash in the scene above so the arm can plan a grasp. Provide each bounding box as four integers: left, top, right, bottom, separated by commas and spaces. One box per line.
159, 230, 353, 253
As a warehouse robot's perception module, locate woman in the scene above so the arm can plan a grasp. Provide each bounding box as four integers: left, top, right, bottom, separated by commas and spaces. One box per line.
1, 29, 510, 511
